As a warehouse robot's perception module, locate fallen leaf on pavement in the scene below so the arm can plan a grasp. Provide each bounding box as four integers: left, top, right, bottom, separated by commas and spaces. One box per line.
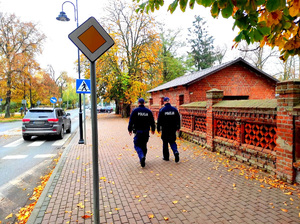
164, 217, 169, 220
281, 209, 288, 212
82, 215, 91, 219
77, 202, 84, 209
172, 201, 178, 204
148, 214, 154, 219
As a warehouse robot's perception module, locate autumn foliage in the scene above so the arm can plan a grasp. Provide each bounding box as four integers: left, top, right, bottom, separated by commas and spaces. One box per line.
82, 1, 163, 117
134, 0, 300, 61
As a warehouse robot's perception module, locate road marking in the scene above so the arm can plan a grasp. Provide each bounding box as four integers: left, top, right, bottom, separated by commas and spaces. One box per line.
2, 155, 28, 159
52, 139, 65, 146
0, 160, 51, 192
3, 138, 23, 148
28, 141, 46, 147
34, 154, 56, 158
0, 128, 22, 136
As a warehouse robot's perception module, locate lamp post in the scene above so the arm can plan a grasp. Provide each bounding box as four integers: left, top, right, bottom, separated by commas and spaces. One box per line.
57, 0, 84, 144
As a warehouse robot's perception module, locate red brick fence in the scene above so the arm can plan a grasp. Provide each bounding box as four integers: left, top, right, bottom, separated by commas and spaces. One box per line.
148, 80, 300, 183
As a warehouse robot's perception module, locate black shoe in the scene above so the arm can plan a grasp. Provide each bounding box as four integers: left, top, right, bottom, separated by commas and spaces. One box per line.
175, 153, 180, 163
141, 157, 146, 167
162, 158, 169, 161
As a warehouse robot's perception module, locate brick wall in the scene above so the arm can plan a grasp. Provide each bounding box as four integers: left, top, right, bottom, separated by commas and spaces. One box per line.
177, 81, 300, 184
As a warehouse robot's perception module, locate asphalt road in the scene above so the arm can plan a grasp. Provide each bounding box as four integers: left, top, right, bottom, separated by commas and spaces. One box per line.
0, 108, 87, 222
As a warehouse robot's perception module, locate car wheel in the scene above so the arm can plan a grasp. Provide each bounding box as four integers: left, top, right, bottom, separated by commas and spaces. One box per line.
23, 135, 31, 141
59, 126, 64, 139
66, 123, 71, 133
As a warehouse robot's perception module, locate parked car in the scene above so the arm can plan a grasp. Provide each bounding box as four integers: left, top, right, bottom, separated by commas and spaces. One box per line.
22, 108, 71, 141
99, 106, 113, 113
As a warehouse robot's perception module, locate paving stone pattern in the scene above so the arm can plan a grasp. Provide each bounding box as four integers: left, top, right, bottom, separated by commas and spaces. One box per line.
30, 114, 300, 224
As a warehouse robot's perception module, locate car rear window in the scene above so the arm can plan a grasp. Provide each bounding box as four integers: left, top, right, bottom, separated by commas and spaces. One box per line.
25, 110, 55, 119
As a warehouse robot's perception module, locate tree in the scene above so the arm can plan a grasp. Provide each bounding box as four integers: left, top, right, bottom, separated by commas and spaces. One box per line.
187, 15, 216, 71
83, 0, 163, 117
159, 28, 188, 82
133, 0, 300, 61
0, 13, 46, 117
277, 55, 300, 80
239, 42, 279, 70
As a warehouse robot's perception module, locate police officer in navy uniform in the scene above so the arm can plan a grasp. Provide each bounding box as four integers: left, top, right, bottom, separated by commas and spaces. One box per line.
128, 98, 155, 167
157, 97, 180, 163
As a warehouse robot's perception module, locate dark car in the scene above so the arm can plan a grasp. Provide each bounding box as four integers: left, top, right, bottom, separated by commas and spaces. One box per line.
22, 108, 71, 141
99, 106, 113, 113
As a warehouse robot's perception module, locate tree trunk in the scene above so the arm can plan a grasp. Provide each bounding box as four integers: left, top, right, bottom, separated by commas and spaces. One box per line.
5, 90, 11, 118
121, 103, 131, 118
115, 99, 120, 115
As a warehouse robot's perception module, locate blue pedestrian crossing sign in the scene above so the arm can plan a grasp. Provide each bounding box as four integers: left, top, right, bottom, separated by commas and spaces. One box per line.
76, 79, 91, 94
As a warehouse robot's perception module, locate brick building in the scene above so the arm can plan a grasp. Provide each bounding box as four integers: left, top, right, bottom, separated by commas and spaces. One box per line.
144, 58, 300, 183
148, 57, 279, 117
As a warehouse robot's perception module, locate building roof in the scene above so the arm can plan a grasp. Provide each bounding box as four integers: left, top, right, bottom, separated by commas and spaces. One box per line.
148, 57, 279, 93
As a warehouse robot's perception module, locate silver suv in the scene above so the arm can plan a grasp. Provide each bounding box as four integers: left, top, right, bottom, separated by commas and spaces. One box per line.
22, 108, 71, 141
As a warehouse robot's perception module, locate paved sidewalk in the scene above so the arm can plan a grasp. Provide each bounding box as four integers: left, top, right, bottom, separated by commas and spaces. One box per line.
28, 113, 300, 224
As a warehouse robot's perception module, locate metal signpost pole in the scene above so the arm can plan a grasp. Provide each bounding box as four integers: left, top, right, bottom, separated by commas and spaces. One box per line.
90, 61, 100, 223
68, 17, 114, 224
83, 93, 86, 144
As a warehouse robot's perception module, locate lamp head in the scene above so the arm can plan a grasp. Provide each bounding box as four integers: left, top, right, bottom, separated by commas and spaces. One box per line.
56, 11, 70, 21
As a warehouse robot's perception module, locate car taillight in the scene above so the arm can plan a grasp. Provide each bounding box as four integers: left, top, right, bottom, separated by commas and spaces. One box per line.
48, 118, 59, 123
22, 118, 30, 123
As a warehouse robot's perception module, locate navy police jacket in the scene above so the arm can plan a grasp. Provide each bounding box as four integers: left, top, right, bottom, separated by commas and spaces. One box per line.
128, 105, 155, 133
157, 103, 180, 138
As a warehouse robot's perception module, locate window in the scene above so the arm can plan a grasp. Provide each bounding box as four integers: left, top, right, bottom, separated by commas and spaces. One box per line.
161, 97, 164, 106
179, 95, 184, 105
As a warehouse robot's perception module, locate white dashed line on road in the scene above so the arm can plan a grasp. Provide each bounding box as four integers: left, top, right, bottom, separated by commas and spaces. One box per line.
2, 155, 28, 160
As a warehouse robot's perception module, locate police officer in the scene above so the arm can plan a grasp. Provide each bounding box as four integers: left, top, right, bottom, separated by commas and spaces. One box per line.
128, 98, 155, 167
157, 97, 180, 163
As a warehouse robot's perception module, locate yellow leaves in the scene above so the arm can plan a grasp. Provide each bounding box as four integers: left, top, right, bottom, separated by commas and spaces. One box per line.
148, 214, 154, 219
172, 200, 178, 204
284, 192, 293, 195
77, 202, 84, 209
5, 213, 13, 219
289, 0, 300, 17
164, 217, 169, 221
281, 208, 288, 213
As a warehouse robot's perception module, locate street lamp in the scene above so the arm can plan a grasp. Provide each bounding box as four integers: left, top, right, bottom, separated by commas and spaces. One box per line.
57, 0, 84, 144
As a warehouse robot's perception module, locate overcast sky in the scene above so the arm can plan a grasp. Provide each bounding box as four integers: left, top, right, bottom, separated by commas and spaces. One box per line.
0, 0, 239, 80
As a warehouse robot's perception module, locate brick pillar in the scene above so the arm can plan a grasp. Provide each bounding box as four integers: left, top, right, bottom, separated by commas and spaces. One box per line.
206, 89, 224, 151
275, 80, 300, 183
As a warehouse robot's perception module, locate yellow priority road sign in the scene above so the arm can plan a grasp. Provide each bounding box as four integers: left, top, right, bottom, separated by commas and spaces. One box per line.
69, 17, 114, 62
